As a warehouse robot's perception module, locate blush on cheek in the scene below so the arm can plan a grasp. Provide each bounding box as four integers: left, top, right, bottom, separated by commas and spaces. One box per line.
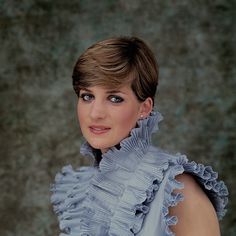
118, 110, 139, 132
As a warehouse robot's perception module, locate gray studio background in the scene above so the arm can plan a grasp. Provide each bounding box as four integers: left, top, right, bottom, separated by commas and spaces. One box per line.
0, 1, 235, 235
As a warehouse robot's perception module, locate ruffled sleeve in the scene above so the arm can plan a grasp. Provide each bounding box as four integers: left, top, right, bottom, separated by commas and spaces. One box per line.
162, 153, 229, 236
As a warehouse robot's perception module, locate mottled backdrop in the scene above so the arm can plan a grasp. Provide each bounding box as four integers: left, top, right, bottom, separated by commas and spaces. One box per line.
0, 0, 235, 235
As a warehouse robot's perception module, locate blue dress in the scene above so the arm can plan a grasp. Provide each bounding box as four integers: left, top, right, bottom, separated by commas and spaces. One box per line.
50, 111, 228, 236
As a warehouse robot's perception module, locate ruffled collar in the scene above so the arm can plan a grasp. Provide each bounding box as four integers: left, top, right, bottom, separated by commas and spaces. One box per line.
51, 110, 170, 235
80, 110, 163, 164
51, 109, 228, 236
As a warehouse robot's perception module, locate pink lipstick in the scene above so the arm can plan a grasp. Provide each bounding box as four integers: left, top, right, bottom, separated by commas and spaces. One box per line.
89, 126, 110, 135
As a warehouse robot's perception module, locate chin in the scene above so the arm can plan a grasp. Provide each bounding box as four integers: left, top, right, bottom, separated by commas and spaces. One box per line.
89, 142, 111, 151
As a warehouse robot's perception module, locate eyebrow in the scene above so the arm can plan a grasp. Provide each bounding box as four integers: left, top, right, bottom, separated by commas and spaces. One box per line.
106, 90, 127, 95
80, 88, 127, 95
80, 88, 92, 92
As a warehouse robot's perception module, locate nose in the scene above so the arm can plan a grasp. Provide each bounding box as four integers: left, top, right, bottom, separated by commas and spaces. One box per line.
89, 100, 106, 120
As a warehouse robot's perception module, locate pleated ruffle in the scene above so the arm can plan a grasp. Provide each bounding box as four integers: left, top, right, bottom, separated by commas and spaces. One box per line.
51, 111, 169, 236
162, 153, 229, 236
51, 111, 228, 236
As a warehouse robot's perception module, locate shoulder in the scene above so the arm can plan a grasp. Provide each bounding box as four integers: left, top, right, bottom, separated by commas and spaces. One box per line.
169, 173, 221, 236
151, 150, 228, 235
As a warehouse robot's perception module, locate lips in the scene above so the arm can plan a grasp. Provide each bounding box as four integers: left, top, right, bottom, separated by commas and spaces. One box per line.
89, 125, 111, 135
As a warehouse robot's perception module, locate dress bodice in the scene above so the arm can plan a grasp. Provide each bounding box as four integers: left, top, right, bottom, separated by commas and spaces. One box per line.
50, 111, 228, 236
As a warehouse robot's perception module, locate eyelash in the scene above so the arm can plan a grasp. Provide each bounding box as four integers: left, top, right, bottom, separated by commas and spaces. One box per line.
79, 93, 124, 103
108, 95, 124, 103
79, 93, 93, 102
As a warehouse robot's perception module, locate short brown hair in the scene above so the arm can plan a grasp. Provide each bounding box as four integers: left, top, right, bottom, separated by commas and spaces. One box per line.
72, 36, 158, 104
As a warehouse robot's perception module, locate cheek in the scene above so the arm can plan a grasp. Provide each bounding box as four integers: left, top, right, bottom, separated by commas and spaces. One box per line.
115, 108, 139, 130
77, 102, 85, 125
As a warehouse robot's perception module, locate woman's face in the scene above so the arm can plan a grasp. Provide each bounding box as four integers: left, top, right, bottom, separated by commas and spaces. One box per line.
77, 85, 152, 153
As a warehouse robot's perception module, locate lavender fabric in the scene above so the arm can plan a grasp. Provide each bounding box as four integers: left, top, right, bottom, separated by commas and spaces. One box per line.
50, 111, 228, 236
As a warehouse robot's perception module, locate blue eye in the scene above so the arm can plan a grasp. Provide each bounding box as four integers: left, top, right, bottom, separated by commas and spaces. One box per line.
109, 95, 124, 103
80, 93, 93, 102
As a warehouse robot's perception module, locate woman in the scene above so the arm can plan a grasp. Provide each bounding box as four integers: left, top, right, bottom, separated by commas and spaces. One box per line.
51, 36, 228, 236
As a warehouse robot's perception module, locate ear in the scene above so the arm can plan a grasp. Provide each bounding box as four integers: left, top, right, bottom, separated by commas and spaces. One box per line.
139, 97, 153, 119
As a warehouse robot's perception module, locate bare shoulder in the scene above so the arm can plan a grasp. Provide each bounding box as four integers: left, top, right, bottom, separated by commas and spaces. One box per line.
169, 173, 221, 236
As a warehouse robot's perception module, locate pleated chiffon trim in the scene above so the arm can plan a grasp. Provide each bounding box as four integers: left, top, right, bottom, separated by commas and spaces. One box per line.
161, 152, 228, 236
51, 111, 228, 236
